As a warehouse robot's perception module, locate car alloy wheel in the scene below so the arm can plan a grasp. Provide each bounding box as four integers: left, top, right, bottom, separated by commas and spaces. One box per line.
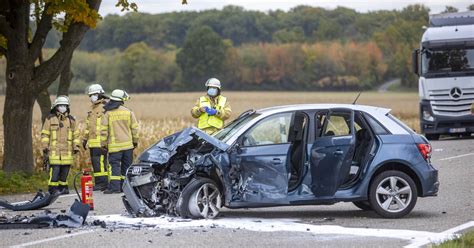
369, 170, 417, 218
188, 182, 222, 219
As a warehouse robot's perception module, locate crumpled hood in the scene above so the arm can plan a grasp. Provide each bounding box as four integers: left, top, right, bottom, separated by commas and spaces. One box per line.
138, 127, 229, 164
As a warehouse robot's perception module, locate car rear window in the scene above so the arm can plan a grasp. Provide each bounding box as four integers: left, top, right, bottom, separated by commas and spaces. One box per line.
387, 114, 416, 134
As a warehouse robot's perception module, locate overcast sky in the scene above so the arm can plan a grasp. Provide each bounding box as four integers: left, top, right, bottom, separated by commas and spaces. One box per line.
99, 0, 473, 16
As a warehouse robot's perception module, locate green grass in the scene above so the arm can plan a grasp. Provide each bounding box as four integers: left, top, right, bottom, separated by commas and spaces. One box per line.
435, 230, 474, 248
0, 170, 49, 195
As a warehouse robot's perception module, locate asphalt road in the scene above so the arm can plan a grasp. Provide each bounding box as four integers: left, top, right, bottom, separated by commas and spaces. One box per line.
1, 137, 473, 248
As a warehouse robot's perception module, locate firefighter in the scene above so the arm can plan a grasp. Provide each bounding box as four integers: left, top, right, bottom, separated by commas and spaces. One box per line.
41, 96, 80, 195
191, 78, 232, 134
100, 89, 139, 194
83, 84, 109, 191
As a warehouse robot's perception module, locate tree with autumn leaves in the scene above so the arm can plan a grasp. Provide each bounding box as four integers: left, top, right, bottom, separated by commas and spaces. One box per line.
0, 0, 182, 173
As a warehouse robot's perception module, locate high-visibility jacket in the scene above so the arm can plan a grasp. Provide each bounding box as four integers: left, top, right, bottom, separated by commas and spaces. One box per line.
101, 105, 139, 153
191, 95, 231, 131
41, 113, 80, 165
84, 99, 106, 148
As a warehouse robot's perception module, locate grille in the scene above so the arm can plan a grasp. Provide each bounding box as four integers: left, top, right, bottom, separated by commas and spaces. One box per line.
428, 87, 474, 117
127, 164, 153, 176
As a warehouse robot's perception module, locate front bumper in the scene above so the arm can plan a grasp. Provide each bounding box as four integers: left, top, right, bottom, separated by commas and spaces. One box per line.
420, 101, 474, 135
122, 179, 155, 217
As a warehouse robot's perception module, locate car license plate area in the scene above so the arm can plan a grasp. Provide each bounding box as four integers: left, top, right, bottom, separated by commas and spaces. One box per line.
449, 128, 466, 133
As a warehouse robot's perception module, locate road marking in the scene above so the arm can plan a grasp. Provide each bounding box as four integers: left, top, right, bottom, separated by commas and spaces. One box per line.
405, 221, 474, 248
438, 153, 474, 161
59, 193, 78, 198
9, 230, 94, 248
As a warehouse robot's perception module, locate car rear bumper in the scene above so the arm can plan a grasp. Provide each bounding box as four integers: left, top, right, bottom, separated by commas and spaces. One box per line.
420, 165, 439, 197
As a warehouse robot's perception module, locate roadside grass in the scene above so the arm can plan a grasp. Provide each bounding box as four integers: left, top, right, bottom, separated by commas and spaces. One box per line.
435, 230, 474, 248
0, 170, 48, 195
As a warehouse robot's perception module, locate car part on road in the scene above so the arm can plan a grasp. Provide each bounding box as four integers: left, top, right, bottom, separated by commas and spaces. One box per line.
369, 170, 418, 218
0, 190, 59, 211
0, 199, 90, 229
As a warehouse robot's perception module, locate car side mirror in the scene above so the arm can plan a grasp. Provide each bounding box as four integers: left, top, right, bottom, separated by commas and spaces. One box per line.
234, 143, 243, 154
412, 49, 419, 76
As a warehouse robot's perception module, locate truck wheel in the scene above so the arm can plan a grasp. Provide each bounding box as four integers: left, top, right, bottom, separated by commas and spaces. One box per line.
425, 134, 439, 140
176, 177, 222, 219
369, 170, 417, 218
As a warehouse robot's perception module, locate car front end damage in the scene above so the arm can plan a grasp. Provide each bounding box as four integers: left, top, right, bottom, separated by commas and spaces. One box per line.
122, 127, 230, 218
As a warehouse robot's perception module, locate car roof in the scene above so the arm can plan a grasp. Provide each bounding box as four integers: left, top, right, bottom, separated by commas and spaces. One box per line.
257, 104, 391, 116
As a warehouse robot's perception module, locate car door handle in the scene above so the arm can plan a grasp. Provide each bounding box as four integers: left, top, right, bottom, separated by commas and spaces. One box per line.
334, 149, 344, 156
272, 158, 282, 164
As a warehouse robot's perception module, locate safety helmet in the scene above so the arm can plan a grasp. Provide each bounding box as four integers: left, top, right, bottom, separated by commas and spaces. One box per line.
87, 84, 105, 95
109, 89, 130, 102
205, 78, 221, 89
51, 95, 70, 109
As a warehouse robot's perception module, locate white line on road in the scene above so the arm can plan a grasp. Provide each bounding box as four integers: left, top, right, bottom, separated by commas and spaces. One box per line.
404, 221, 474, 248
9, 230, 94, 248
438, 153, 474, 161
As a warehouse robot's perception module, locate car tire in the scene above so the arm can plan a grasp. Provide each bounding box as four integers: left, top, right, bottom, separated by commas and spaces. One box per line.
425, 133, 439, 141
176, 177, 222, 219
369, 170, 417, 218
352, 201, 372, 211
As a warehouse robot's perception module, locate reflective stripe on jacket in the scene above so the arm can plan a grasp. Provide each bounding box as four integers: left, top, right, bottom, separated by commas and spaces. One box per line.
191, 95, 231, 130
101, 105, 139, 153
84, 100, 106, 148
41, 113, 80, 165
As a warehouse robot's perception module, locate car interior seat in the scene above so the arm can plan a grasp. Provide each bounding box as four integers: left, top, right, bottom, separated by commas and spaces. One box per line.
288, 112, 306, 190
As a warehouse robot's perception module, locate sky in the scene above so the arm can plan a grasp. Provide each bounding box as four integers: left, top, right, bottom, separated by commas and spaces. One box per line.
99, 0, 474, 16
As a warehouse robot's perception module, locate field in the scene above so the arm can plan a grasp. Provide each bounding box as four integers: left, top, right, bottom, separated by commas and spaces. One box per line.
0, 91, 420, 170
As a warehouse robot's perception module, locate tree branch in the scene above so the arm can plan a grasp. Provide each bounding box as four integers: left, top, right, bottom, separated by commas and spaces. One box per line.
32, 0, 102, 92
29, 4, 53, 63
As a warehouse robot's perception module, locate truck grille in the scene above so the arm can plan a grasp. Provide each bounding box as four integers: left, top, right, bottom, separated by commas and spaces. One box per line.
429, 87, 474, 117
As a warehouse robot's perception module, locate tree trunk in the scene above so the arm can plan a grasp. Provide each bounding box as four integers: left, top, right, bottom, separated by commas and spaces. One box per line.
2, 70, 36, 172
37, 89, 51, 123
57, 54, 73, 96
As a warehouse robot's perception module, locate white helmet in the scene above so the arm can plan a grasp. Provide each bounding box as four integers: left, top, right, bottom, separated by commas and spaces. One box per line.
51, 95, 70, 109
109, 89, 130, 102
205, 78, 221, 89
87, 84, 105, 95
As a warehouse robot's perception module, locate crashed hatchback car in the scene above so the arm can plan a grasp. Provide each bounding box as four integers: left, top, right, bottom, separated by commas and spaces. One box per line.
123, 104, 439, 219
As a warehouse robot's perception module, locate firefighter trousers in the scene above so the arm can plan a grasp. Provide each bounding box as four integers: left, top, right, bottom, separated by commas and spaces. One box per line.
108, 149, 133, 192
90, 148, 108, 189
48, 164, 70, 194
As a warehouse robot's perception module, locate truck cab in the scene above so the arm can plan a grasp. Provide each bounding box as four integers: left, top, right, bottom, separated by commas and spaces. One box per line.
412, 11, 474, 140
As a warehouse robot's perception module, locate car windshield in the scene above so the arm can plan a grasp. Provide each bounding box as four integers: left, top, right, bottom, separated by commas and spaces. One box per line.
213, 112, 260, 143
421, 47, 474, 77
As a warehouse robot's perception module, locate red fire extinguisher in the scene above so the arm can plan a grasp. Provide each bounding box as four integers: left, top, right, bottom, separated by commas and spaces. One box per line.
81, 169, 94, 210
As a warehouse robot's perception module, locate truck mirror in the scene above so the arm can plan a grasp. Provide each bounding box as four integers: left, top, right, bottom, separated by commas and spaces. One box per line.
412, 49, 419, 75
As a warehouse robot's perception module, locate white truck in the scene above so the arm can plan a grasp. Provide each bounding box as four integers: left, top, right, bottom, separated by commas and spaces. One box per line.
412, 11, 474, 140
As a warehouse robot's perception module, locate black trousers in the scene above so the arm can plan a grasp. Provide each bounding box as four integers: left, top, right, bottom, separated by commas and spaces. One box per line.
48, 165, 70, 193
108, 149, 133, 191
89, 148, 108, 188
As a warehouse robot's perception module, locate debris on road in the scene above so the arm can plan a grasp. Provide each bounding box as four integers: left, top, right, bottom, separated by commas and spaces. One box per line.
0, 200, 90, 229
0, 190, 59, 211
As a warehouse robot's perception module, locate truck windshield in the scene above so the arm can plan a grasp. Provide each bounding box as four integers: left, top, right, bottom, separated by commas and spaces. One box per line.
421, 47, 474, 77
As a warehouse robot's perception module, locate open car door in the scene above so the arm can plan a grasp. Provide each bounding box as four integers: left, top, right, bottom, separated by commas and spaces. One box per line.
310, 108, 356, 197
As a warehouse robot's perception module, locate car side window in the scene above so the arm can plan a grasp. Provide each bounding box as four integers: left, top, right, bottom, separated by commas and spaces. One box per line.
323, 112, 351, 137
242, 113, 293, 146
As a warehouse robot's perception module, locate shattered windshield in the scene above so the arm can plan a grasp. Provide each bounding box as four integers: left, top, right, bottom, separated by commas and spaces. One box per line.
421, 47, 474, 77
213, 112, 260, 143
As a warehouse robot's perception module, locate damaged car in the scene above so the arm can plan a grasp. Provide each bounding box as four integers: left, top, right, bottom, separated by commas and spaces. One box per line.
123, 104, 439, 219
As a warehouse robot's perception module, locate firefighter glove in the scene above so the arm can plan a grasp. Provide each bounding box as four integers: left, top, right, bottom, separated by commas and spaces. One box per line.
205, 107, 217, 116
133, 142, 138, 149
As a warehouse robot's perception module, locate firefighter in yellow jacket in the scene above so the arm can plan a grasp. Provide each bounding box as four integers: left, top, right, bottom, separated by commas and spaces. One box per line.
191, 78, 232, 134
83, 84, 109, 191
100, 89, 139, 194
41, 96, 80, 195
